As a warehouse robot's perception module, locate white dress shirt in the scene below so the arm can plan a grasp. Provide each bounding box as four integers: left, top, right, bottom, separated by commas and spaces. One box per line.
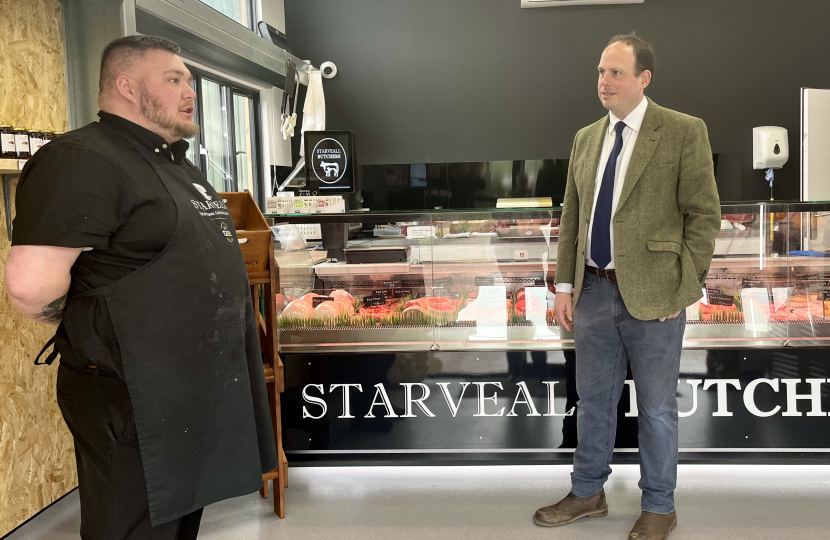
557, 96, 649, 295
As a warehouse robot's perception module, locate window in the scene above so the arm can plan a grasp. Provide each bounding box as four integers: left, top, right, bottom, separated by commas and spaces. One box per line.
198, 0, 255, 30
185, 66, 262, 203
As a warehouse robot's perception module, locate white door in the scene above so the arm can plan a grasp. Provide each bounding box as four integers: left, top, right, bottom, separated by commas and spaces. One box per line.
801, 88, 830, 201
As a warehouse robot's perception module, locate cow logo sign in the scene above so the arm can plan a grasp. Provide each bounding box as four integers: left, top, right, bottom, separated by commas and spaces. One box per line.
311, 138, 347, 185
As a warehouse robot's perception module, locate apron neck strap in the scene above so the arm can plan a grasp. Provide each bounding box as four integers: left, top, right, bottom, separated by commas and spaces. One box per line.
34, 336, 59, 366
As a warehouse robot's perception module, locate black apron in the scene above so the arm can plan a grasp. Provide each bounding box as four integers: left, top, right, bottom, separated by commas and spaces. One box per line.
46, 131, 277, 525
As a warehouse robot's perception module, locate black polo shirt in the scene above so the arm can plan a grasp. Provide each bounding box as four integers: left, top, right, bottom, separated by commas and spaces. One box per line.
13, 112, 196, 376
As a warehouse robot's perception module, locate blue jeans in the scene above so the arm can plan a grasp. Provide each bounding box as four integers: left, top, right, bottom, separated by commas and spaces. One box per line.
570, 271, 685, 514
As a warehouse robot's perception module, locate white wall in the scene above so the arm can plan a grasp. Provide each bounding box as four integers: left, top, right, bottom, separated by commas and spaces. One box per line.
257, 0, 286, 34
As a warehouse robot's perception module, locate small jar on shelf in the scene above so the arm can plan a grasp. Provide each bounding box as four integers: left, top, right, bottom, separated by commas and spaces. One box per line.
13, 127, 30, 159
29, 129, 44, 155
1, 125, 15, 159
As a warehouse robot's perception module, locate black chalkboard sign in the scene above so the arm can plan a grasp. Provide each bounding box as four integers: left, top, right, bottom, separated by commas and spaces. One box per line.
373, 289, 394, 300
304, 130, 356, 193
393, 288, 412, 299
708, 293, 734, 307
363, 295, 386, 307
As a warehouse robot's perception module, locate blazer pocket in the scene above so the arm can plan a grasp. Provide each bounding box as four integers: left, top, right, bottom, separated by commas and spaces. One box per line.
647, 240, 682, 255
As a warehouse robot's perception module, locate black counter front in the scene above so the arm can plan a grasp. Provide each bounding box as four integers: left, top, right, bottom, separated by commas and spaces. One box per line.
271, 204, 830, 464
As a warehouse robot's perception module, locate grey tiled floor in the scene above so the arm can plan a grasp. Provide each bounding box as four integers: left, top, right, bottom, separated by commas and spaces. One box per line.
7, 465, 830, 539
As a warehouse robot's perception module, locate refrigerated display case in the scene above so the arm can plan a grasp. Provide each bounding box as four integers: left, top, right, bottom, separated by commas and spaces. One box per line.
270, 203, 830, 353
267, 203, 830, 465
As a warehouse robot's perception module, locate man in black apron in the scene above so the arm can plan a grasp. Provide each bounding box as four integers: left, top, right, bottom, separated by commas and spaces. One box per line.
5, 35, 277, 539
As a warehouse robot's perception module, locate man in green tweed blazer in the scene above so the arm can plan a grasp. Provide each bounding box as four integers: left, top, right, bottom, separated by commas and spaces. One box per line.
532, 34, 721, 540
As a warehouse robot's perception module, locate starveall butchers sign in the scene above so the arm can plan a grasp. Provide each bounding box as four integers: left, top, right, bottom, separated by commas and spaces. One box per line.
301, 378, 830, 419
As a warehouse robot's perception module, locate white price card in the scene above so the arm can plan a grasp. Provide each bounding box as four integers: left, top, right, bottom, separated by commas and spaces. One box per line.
524, 286, 547, 325
406, 226, 435, 239
741, 288, 771, 333
470, 285, 507, 340
265, 194, 295, 214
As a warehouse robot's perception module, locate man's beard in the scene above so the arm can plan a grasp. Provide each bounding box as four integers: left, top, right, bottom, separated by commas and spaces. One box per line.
139, 83, 200, 139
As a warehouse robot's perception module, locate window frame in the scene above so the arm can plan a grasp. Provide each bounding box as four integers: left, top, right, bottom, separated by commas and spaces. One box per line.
197, 0, 257, 31
186, 64, 263, 205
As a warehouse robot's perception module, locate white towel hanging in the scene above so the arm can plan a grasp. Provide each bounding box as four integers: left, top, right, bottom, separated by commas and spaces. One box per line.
299, 68, 326, 157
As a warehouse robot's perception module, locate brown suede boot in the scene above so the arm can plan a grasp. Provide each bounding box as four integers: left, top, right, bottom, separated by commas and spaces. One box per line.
532, 490, 608, 527
628, 511, 678, 539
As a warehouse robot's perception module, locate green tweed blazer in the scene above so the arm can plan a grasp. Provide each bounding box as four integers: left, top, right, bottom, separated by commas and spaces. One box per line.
556, 98, 721, 321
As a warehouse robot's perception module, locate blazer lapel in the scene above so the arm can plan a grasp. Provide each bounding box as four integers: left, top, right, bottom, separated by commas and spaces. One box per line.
616, 99, 662, 211
579, 117, 608, 211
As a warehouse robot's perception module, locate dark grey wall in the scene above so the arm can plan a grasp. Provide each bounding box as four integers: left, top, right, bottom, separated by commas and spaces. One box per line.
285, 0, 830, 201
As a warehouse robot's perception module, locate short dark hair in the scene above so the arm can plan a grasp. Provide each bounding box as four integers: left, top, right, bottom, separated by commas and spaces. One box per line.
99, 35, 181, 92
607, 32, 656, 77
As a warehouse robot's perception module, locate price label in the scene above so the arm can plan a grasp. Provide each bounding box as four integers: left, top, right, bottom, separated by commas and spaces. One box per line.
432, 287, 451, 298
373, 289, 394, 300
478, 285, 508, 310
363, 295, 386, 307
475, 276, 495, 286
382, 280, 402, 288
406, 225, 434, 239
524, 286, 548, 323
393, 288, 412, 299
433, 277, 453, 287
312, 296, 333, 307
708, 293, 734, 307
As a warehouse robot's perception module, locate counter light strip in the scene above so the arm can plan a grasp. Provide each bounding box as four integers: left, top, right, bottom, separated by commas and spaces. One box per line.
288, 448, 830, 455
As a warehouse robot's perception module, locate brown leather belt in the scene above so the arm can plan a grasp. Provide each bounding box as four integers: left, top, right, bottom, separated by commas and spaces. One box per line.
585, 264, 617, 283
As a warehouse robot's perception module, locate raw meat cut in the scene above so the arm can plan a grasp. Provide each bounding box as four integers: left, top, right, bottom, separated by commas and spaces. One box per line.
279, 299, 314, 319
314, 299, 351, 321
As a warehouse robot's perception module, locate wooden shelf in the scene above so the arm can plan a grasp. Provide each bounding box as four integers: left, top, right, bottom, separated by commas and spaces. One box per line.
1, 159, 23, 174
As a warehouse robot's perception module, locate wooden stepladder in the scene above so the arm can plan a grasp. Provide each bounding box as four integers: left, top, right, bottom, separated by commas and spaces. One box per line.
221, 191, 288, 518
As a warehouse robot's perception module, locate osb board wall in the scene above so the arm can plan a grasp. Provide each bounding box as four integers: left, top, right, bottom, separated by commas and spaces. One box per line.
0, 0, 69, 132
0, 0, 76, 536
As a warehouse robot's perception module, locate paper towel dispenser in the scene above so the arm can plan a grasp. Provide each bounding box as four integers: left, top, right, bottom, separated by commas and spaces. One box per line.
753, 126, 789, 169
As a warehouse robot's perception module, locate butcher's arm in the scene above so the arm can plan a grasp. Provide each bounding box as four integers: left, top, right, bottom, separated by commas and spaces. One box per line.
5, 245, 82, 324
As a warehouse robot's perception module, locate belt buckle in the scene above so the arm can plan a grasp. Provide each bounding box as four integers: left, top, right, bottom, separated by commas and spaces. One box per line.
605, 271, 613, 282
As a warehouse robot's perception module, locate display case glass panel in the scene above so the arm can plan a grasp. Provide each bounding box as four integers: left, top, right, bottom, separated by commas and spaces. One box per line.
425, 211, 563, 351
270, 204, 830, 353
274, 214, 437, 352
685, 203, 791, 348
783, 202, 830, 346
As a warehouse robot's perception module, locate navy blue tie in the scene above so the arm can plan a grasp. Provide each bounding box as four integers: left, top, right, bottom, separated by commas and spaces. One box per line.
591, 121, 627, 270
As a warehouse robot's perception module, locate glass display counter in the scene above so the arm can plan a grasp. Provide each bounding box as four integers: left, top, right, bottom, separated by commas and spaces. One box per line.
268, 204, 830, 464
270, 203, 830, 353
